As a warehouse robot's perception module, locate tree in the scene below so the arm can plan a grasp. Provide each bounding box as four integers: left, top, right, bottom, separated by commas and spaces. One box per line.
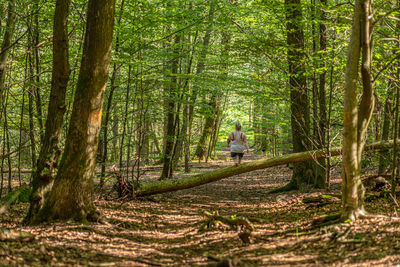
30, 0, 116, 223
280, 0, 317, 192
0, 0, 16, 113
341, 0, 374, 220
25, 0, 71, 223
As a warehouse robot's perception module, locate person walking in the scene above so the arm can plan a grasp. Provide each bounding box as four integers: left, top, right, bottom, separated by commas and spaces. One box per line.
227, 123, 249, 166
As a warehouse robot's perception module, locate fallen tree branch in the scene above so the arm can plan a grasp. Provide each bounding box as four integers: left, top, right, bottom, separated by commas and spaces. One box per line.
134, 140, 400, 197
199, 211, 254, 233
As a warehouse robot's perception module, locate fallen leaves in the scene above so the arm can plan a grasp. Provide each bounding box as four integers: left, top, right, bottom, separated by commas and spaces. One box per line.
0, 152, 400, 266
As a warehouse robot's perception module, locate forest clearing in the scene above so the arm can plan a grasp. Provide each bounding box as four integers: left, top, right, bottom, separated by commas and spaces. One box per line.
1, 0, 400, 266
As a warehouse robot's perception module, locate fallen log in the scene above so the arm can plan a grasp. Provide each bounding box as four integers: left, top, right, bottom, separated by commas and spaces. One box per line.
134, 140, 397, 197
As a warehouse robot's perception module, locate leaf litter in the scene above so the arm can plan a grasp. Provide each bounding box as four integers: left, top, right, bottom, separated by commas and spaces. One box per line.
1, 151, 400, 266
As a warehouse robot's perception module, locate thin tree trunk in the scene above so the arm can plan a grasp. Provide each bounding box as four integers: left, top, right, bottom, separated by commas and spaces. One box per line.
28, 52, 37, 178
100, 0, 124, 189
392, 1, 400, 196
119, 65, 131, 171
315, 0, 328, 188
4, 88, 11, 192
0, 0, 16, 113
160, 34, 181, 180
392, 81, 399, 195
378, 85, 392, 175
33, 0, 43, 140
185, 12, 213, 172
18, 91, 25, 186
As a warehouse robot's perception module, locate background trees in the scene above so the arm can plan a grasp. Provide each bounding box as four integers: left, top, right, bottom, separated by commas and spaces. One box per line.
0, 0, 399, 219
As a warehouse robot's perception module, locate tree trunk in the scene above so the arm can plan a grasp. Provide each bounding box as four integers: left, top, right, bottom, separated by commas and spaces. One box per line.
196, 31, 229, 162
392, 79, 399, 195
135, 140, 397, 197
119, 65, 131, 171
378, 86, 392, 175
28, 52, 37, 177
315, 0, 328, 188
31, 0, 116, 223
284, 0, 315, 191
185, 10, 213, 172
195, 95, 217, 160
25, 0, 71, 224
341, 0, 373, 220
33, 0, 43, 140
0, 0, 16, 113
100, 0, 124, 188
160, 34, 181, 180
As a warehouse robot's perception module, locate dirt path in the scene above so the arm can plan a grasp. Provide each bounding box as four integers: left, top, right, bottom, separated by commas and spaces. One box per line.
1, 151, 400, 266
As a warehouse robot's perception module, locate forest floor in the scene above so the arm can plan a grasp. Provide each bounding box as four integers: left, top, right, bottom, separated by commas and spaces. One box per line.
1, 150, 400, 266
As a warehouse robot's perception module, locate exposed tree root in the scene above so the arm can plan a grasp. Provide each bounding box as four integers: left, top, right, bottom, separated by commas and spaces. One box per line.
311, 213, 342, 227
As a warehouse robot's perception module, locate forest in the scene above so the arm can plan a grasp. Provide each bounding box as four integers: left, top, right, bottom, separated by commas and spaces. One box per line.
1, 0, 400, 265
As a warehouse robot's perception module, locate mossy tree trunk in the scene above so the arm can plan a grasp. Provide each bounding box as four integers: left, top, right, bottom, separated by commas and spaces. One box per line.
135, 140, 397, 197
31, 0, 116, 223
26, 0, 71, 224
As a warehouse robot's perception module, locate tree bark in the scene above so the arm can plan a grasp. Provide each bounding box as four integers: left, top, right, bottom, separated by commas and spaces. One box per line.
119, 65, 132, 171
378, 86, 392, 175
33, 0, 43, 140
315, 0, 328, 187
0, 0, 16, 113
100, 0, 124, 189
160, 34, 181, 180
31, 0, 116, 223
185, 10, 213, 172
25, 0, 71, 224
284, 0, 315, 190
341, 0, 373, 220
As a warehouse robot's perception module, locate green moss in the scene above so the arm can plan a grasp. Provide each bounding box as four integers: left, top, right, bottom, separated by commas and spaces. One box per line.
1, 186, 31, 204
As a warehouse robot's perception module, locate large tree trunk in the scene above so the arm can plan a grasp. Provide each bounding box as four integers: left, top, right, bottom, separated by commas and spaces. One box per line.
284, 0, 316, 191
135, 140, 397, 197
31, 0, 116, 223
341, 0, 374, 220
26, 0, 71, 224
